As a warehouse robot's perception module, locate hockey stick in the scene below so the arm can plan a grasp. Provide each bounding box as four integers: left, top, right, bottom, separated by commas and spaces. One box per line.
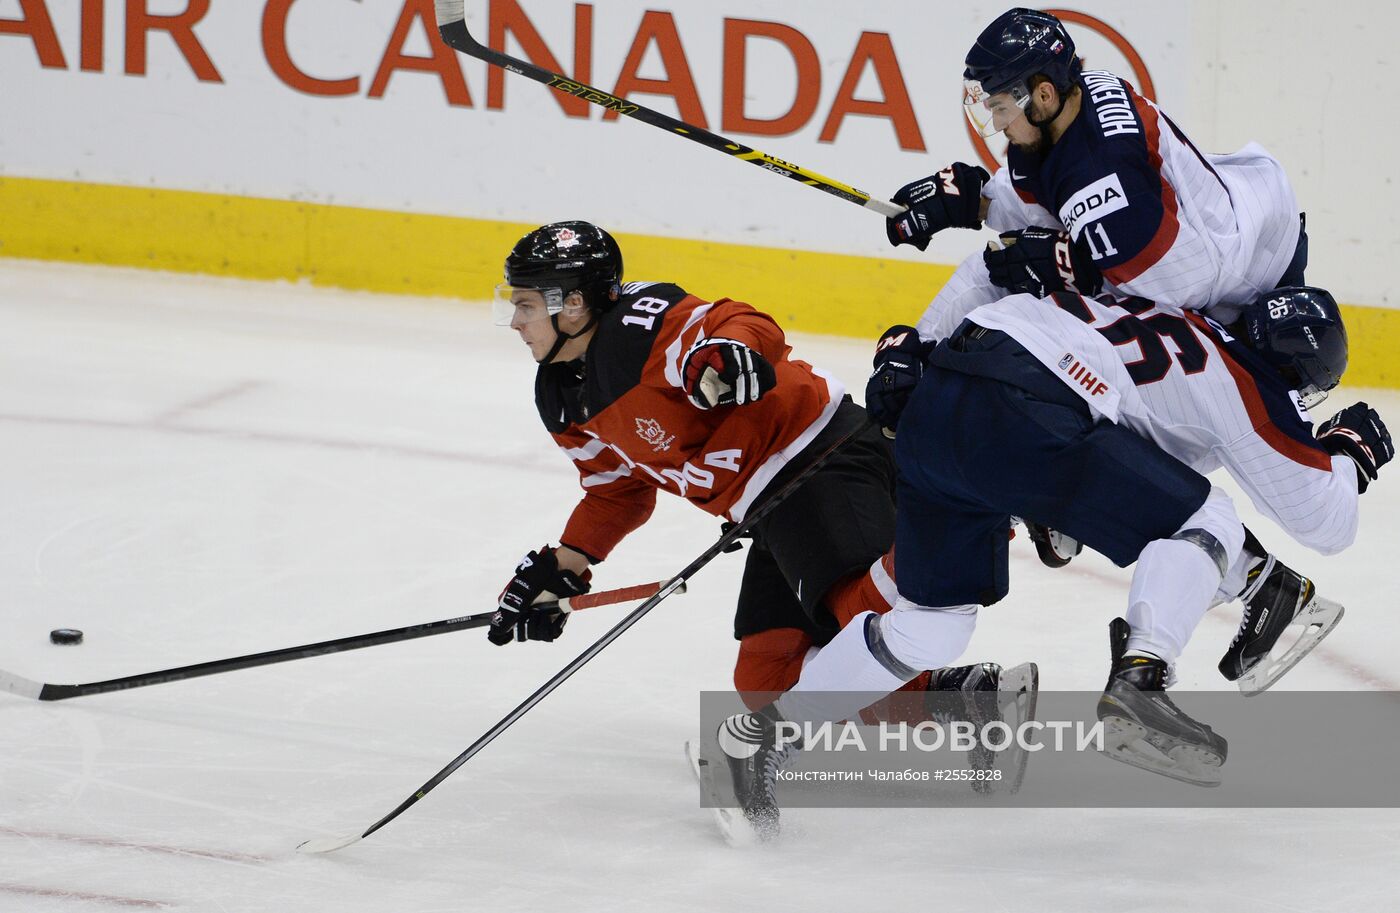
432, 0, 903, 219
0, 580, 683, 702
298, 417, 874, 854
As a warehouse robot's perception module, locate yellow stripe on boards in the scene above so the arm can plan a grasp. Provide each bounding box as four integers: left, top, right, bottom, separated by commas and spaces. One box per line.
0, 176, 950, 339
620, 233, 952, 340
1, 175, 1395, 387
1334, 303, 1400, 390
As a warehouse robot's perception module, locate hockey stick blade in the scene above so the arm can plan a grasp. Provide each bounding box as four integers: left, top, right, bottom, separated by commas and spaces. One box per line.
683, 740, 754, 848
431, 0, 901, 219
0, 670, 43, 700
296, 833, 363, 855
0, 580, 681, 702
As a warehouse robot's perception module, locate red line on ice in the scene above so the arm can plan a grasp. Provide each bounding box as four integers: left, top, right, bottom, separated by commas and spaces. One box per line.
0, 825, 271, 863
0, 882, 169, 908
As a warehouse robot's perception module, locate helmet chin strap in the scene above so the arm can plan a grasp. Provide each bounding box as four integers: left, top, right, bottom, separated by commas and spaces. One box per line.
1027, 94, 1067, 128
539, 309, 598, 364
1024, 81, 1064, 133
1024, 84, 1070, 151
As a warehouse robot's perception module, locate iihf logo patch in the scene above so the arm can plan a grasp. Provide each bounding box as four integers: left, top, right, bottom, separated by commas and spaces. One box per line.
1058, 352, 1074, 370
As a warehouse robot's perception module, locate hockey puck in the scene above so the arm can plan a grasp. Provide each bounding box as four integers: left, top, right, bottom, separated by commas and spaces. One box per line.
49, 628, 84, 645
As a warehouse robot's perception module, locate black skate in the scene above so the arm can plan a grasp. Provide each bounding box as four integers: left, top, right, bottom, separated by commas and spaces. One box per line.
714, 707, 795, 841
1218, 548, 1344, 696
1097, 618, 1227, 787
1025, 521, 1083, 568
927, 661, 1039, 794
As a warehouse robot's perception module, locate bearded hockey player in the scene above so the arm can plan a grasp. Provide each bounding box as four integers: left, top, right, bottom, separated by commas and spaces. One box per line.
887, 8, 1308, 329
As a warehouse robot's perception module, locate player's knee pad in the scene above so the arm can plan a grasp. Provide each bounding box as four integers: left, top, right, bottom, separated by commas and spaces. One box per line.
1170, 486, 1245, 582
734, 627, 813, 708
865, 597, 978, 677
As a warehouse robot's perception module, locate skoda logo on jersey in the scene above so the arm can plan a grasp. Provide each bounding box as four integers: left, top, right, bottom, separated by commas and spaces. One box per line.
635, 417, 674, 452
1059, 173, 1130, 240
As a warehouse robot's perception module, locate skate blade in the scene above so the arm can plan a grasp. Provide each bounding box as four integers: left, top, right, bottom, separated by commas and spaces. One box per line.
985, 661, 1039, 795
1237, 597, 1344, 697
1099, 716, 1223, 788
683, 740, 755, 847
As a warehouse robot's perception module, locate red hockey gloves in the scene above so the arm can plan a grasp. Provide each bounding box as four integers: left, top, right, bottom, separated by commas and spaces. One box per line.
1316, 402, 1393, 493
490, 546, 591, 645
886, 163, 990, 251
683, 338, 776, 410
866, 325, 934, 434
984, 227, 1103, 298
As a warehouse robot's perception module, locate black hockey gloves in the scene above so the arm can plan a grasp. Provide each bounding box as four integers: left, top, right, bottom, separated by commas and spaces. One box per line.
885, 163, 990, 251
490, 546, 591, 645
1316, 402, 1393, 493
866, 325, 933, 434
984, 227, 1103, 298
683, 337, 776, 410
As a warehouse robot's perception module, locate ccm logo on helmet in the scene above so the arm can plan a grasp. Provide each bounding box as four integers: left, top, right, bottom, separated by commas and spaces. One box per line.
1059, 173, 1129, 240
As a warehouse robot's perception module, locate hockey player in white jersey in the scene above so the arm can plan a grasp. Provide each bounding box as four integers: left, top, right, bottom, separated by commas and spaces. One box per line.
869, 286, 1387, 758
716, 286, 1390, 828
885, 8, 1308, 327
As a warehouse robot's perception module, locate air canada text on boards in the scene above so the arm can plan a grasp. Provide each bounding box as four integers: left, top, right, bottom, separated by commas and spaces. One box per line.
1, 0, 929, 150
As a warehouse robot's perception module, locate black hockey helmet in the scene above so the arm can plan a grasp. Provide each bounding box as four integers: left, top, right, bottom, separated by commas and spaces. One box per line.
1243, 286, 1348, 407
963, 9, 1081, 136
503, 220, 623, 312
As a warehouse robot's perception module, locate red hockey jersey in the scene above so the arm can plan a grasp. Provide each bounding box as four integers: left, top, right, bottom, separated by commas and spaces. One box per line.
535, 281, 843, 561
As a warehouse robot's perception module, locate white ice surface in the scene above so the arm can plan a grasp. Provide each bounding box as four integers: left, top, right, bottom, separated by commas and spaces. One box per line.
1, 260, 1397, 912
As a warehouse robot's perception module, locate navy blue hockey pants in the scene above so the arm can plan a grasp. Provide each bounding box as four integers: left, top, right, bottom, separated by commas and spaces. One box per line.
892, 325, 1211, 609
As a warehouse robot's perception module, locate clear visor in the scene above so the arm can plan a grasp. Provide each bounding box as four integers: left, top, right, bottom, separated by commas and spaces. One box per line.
492, 284, 567, 327
1297, 385, 1330, 410
963, 79, 1031, 137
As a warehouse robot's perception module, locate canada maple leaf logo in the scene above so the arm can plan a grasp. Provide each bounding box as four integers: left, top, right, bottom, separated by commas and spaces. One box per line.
635, 417, 673, 452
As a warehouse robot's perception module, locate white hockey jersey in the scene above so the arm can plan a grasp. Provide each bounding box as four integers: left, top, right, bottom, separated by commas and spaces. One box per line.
961, 292, 1358, 555
921, 70, 1301, 341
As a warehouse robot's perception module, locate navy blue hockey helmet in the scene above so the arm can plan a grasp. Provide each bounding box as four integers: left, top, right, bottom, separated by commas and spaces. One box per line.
1244, 287, 1348, 407
963, 9, 1082, 136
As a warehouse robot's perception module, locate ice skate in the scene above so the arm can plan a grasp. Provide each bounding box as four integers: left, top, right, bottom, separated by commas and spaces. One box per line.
714, 708, 796, 841
927, 661, 1039, 793
1218, 551, 1344, 696
1097, 618, 1227, 787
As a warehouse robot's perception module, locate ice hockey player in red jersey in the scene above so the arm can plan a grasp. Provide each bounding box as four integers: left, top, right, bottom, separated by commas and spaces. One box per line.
488, 222, 1034, 834
488, 221, 1023, 681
